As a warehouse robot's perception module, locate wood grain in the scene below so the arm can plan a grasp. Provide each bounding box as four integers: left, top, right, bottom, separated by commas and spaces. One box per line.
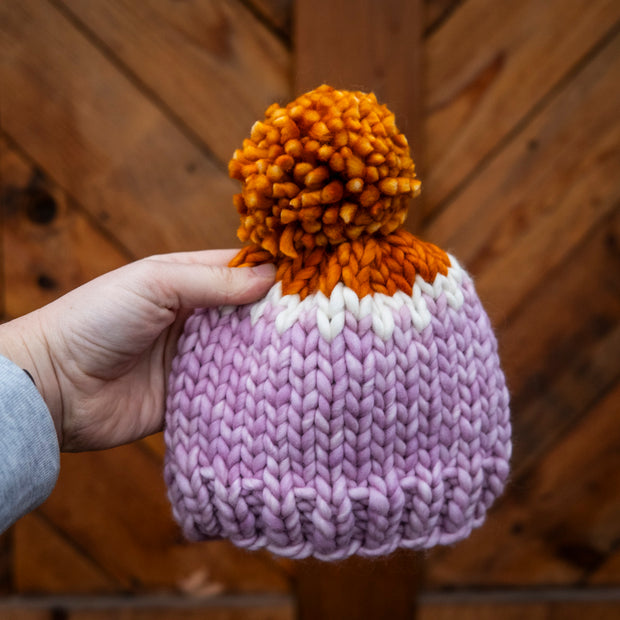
423, 0, 464, 34
292, 550, 421, 620
57, 0, 290, 166
425, 378, 620, 586
500, 210, 620, 479
295, 0, 424, 217
0, 136, 130, 318
426, 26, 620, 325
0, 0, 240, 258
246, 0, 293, 37
16, 444, 290, 594
418, 598, 620, 620
14, 514, 117, 593
0, 600, 294, 620
290, 2, 426, 617
424, 0, 620, 215
423, 206, 620, 585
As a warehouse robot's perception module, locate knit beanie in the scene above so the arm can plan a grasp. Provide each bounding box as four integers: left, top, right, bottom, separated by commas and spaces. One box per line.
164, 85, 511, 560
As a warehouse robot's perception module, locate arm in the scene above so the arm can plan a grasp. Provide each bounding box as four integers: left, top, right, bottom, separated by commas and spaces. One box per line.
0, 355, 59, 531
0, 250, 274, 529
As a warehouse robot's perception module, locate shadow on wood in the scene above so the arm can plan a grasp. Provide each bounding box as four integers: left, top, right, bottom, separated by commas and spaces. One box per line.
292, 550, 422, 620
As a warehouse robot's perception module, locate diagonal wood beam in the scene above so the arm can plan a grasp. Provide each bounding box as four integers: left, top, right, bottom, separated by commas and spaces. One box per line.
292, 2, 425, 618
295, 0, 425, 231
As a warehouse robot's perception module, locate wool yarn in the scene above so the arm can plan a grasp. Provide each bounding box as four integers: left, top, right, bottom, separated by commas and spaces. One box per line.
165, 85, 511, 560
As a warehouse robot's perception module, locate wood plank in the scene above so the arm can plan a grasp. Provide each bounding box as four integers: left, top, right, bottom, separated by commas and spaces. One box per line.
0, 531, 10, 594
67, 605, 294, 620
0, 0, 240, 258
498, 209, 620, 478
0, 598, 294, 620
0, 120, 264, 599
423, 209, 620, 584
295, 0, 425, 228
418, 598, 620, 620
423, 0, 464, 34
424, 0, 620, 215
0, 611, 50, 620
591, 550, 620, 585
14, 514, 117, 593
426, 26, 620, 326
57, 0, 290, 166
291, 4, 424, 617
0, 135, 130, 318
245, 0, 292, 37
2, 132, 128, 597
292, 550, 421, 620
424, 379, 620, 586
16, 443, 290, 594
498, 210, 620, 403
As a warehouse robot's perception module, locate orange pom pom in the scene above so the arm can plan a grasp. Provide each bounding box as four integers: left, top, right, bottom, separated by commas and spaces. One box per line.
230, 85, 420, 259
229, 86, 449, 299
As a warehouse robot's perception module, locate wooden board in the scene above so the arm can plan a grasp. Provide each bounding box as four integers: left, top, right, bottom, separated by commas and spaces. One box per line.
13, 514, 117, 594
245, 0, 292, 37
295, 0, 425, 228
15, 443, 291, 594
427, 202, 620, 585
0, 598, 294, 620
418, 596, 620, 620
426, 25, 620, 325
421, 28, 620, 588
57, 0, 291, 167
291, 2, 426, 618
499, 210, 620, 479
292, 550, 421, 620
424, 0, 620, 216
1, 135, 130, 318
0, 0, 240, 257
425, 378, 620, 586
67, 607, 294, 620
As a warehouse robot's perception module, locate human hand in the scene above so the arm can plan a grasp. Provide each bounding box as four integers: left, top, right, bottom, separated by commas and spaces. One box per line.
0, 250, 275, 451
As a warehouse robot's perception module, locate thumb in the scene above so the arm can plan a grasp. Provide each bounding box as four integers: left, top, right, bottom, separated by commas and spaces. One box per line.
151, 260, 276, 309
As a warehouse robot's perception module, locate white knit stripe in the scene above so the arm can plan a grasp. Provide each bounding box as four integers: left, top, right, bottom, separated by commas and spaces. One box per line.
248, 255, 466, 342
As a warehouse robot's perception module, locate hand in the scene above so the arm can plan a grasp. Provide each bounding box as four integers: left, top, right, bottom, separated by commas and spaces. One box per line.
0, 251, 275, 451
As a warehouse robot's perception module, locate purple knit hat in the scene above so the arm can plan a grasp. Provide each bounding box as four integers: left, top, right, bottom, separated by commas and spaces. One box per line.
164, 86, 511, 560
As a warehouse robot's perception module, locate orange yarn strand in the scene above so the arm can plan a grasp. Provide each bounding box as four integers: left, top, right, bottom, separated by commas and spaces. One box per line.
232, 230, 450, 300
227, 85, 450, 299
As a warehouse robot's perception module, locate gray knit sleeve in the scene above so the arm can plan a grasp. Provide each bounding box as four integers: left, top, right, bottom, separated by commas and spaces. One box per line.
0, 355, 60, 532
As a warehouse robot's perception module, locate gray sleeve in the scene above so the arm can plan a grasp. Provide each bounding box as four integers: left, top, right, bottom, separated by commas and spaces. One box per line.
0, 355, 60, 532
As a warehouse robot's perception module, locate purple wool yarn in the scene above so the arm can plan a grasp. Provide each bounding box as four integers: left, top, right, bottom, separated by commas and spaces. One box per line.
164, 261, 511, 560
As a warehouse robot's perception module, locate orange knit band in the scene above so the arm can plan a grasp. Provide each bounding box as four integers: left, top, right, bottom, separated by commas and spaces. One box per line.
230, 229, 450, 300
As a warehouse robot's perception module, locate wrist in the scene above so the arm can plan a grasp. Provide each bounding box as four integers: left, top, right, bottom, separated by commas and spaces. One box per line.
0, 312, 63, 445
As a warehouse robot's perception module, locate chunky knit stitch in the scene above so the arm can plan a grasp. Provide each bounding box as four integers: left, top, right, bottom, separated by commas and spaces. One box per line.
165, 86, 511, 560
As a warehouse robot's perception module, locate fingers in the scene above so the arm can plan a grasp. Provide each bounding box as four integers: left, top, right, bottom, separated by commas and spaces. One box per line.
147, 259, 276, 309
147, 249, 240, 267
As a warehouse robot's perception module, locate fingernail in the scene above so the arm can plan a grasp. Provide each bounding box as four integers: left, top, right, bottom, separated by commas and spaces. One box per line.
250, 263, 276, 278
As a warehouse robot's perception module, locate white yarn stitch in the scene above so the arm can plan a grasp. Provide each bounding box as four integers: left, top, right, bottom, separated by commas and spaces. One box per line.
250, 256, 466, 342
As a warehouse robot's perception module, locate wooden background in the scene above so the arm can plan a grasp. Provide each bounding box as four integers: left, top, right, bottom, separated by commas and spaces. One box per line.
1, 0, 619, 618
